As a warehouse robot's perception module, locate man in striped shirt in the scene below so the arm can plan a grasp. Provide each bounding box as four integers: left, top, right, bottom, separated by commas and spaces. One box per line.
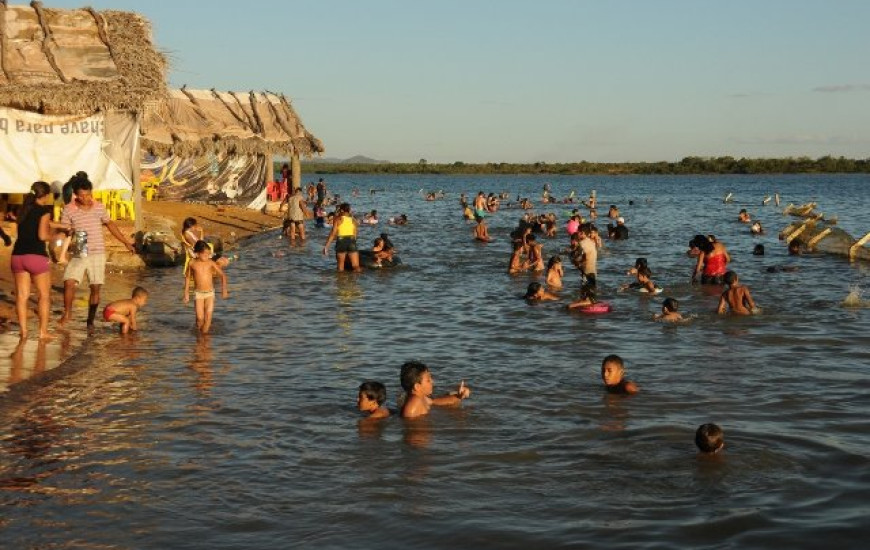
59, 178, 136, 330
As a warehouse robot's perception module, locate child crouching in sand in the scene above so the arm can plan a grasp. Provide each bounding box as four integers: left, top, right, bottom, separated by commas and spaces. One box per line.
183, 240, 229, 334
400, 361, 471, 419
103, 286, 148, 334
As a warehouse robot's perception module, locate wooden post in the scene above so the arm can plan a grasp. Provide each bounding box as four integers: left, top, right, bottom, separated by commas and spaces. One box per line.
807, 228, 833, 250
132, 112, 143, 232
849, 232, 870, 260
291, 154, 301, 190
266, 153, 275, 187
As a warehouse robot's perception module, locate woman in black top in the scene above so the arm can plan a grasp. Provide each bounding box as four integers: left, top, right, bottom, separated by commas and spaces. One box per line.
11, 181, 66, 340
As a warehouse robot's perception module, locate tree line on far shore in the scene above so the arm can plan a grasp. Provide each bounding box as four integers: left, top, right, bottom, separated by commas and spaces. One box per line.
296, 155, 870, 175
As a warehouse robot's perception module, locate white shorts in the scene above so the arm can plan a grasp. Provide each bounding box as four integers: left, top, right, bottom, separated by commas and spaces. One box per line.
64, 253, 106, 285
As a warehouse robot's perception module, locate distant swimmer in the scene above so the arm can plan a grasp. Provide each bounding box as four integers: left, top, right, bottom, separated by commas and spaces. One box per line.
723, 192, 734, 203
653, 297, 685, 322
525, 282, 558, 302
763, 194, 772, 205
696, 423, 725, 454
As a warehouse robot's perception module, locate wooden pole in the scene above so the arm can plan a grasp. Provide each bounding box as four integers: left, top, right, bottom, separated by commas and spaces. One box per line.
266, 153, 275, 187
132, 112, 143, 232
291, 154, 301, 190
849, 232, 870, 259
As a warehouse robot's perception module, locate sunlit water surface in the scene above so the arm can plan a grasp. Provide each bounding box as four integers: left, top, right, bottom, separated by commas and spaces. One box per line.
2, 174, 869, 549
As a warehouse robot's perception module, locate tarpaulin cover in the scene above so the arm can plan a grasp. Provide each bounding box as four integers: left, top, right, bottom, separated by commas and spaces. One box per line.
141, 152, 267, 208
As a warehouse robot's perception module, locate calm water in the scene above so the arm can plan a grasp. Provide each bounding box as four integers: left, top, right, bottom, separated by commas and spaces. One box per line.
2, 174, 870, 549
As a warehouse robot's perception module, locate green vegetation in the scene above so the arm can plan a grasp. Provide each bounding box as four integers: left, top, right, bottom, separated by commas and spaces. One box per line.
297, 156, 870, 175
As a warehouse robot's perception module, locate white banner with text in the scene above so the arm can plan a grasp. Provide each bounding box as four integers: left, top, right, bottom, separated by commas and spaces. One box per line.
0, 107, 137, 193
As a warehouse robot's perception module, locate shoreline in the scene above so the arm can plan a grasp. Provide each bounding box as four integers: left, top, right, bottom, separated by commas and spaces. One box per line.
0, 200, 282, 392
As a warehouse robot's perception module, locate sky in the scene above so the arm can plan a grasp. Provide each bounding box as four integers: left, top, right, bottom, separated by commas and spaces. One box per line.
48, 0, 870, 163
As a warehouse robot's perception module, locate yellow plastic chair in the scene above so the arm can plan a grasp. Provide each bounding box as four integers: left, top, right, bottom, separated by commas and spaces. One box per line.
143, 181, 160, 201
114, 190, 136, 221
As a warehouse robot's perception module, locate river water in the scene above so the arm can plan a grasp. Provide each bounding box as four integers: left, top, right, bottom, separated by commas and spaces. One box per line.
1, 174, 869, 549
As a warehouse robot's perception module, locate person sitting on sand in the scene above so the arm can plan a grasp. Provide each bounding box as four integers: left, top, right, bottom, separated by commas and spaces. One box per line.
601, 354, 638, 395
525, 282, 558, 302
400, 361, 470, 419
103, 286, 148, 334
473, 216, 492, 242
546, 255, 564, 289
358, 381, 390, 420
654, 297, 684, 322
718, 271, 756, 315
696, 423, 724, 454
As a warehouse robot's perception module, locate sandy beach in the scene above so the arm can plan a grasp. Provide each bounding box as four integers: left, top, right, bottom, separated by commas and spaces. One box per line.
0, 201, 282, 389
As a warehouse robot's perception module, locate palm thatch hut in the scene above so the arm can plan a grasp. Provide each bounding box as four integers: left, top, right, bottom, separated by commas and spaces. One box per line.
0, 1, 167, 228
140, 88, 324, 208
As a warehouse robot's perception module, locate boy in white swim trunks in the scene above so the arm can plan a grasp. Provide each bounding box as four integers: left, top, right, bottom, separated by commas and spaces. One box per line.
183, 240, 229, 334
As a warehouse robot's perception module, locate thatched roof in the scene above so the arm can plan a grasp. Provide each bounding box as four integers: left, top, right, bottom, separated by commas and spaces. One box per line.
141, 88, 325, 158
0, 1, 166, 114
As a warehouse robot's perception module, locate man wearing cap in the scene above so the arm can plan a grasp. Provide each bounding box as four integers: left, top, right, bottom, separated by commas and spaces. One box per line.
610, 217, 629, 240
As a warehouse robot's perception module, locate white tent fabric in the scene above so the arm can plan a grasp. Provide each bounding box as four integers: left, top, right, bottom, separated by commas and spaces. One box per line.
0, 107, 136, 192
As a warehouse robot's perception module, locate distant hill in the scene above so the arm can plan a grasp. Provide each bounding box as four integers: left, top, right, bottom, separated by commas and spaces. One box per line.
307, 155, 389, 164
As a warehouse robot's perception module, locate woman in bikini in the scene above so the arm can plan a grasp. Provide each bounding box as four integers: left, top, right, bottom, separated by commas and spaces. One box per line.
693, 236, 731, 284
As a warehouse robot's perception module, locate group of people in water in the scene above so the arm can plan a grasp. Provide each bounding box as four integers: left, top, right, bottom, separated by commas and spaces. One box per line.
345, 184, 790, 456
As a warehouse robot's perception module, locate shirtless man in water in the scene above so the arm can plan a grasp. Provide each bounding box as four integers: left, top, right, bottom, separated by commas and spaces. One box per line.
400, 361, 470, 419
718, 271, 756, 315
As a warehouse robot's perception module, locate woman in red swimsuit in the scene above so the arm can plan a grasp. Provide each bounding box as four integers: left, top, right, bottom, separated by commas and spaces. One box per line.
693, 236, 731, 284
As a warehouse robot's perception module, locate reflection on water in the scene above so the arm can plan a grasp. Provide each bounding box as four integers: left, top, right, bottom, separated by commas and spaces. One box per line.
1, 174, 870, 548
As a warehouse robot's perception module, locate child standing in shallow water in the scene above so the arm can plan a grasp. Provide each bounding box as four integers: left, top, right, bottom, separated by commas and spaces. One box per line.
183, 240, 229, 334
718, 271, 756, 315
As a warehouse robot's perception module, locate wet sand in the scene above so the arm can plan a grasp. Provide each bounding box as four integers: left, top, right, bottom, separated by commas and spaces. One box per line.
0, 201, 282, 391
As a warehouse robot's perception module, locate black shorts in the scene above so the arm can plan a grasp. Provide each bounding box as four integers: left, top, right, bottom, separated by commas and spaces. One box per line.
701, 274, 724, 285
335, 237, 358, 253
584, 273, 597, 287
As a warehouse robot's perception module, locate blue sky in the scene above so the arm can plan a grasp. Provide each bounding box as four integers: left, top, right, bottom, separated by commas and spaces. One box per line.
50, 0, 870, 162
